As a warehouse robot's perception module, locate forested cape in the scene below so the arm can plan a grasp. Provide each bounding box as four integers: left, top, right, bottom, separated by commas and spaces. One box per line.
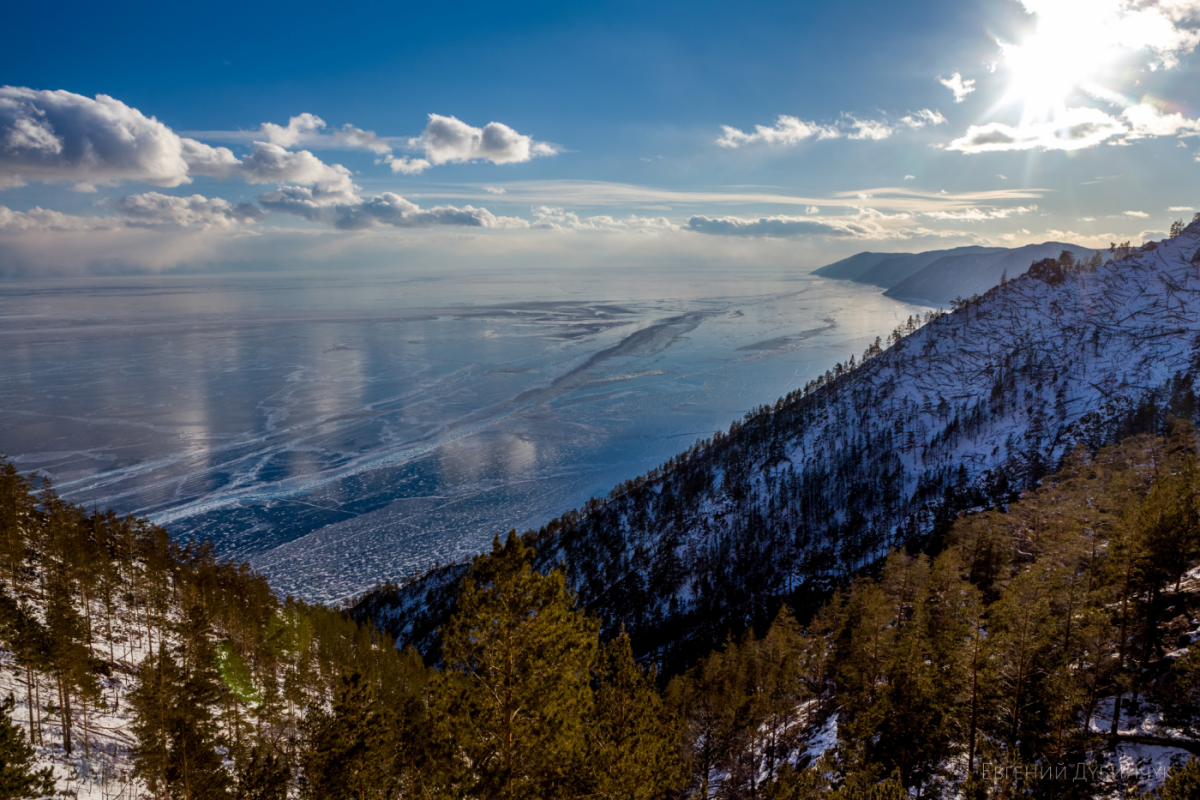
357, 216, 1200, 675
5, 423, 1200, 797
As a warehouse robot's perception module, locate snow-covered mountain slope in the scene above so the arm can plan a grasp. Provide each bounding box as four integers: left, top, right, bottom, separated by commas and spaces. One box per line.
883, 240, 1095, 305
358, 222, 1200, 670
808, 251, 913, 282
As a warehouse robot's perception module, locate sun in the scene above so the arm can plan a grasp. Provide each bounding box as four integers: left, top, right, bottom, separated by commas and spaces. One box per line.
998, 0, 1128, 123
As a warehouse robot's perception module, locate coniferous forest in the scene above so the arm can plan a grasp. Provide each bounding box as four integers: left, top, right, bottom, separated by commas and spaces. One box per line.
5, 419, 1200, 798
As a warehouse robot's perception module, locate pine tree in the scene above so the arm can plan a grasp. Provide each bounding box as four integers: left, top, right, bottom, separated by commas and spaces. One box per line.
588, 632, 683, 799
302, 672, 394, 800
434, 532, 598, 800
0, 694, 54, 799
236, 747, 288, 800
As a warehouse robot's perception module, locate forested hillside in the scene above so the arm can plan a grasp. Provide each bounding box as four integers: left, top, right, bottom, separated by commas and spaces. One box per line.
357, 217, 1200, 674
6, 426, 1200, 798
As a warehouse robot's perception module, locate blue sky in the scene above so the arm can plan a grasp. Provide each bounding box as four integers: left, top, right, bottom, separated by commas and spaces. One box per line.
1, 0, 1198, 276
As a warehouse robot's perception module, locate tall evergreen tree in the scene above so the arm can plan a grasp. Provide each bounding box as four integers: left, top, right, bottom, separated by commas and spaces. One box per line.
433, 531, 598, 800
0, 694, 53, 800
588, 631, 683, 799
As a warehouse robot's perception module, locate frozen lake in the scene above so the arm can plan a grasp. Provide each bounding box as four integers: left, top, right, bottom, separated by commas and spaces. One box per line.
0, 266, 928, 602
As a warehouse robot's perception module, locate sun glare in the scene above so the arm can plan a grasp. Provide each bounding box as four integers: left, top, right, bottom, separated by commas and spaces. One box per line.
999, 0, 1128, 122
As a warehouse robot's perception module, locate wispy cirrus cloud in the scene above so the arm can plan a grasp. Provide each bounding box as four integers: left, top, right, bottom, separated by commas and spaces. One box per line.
717, 109, 946, 148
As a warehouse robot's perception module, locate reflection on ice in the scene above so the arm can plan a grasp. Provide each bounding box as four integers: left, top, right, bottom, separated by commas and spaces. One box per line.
0, 268, 929, 602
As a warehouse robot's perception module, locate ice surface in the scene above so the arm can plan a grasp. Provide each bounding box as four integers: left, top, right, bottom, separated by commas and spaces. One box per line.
0, 266, 927, 602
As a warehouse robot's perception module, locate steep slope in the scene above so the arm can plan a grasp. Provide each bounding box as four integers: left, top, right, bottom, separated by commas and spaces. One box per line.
856, 245, 1005, 289
811, 251, 911, 281
883, 240, 1096, 305
359, 222, 1200, 671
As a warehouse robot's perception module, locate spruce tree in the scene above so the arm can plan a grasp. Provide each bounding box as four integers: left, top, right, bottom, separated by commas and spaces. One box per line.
0, 694, 54, 799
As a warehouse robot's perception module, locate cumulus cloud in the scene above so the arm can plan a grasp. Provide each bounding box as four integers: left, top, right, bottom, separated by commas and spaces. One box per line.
0, 87, 366, 198
180, 137, 242, 179
334, 193, 527, 230
1124, 210, 1150, 217
238, 142, 356, 195
947, 103, 1200, 154
256, 186, 525, 230
110, 192, 266, 228
259, 114, 393, 155
1122, 103, 1200, 138
1, 87, 193, 188
260, 113, 326, 147
946, 107, 1128, 153
939, 73, 976, 103
387, 156, 433, 175
530, 206, 676, 233
386, 114, 558, 173
483, 185, 506, 194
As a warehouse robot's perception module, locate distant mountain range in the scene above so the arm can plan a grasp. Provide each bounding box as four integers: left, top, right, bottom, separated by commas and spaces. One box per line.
815, 241, 1100, 305
357, 221, 1200, 671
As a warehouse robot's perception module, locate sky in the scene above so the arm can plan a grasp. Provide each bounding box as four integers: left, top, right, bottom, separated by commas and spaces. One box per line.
1, 0, 1198, 277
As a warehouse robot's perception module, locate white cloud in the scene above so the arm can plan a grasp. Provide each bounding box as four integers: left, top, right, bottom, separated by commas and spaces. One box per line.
0, 88, 366, 197
0, 205, 114, 231
238, 142, 357, 198
939, 73, 976, 103
0, 87, 193, 188
387, 156, 433, 175
805, 205, 820, 214
1124, 210, 1150, 217
0, 190, 265, 232
716, 115, 840, 148
899, 109, 947, 128
1014, 0, 1200, 71
1121, 103, 1200, 139
390, 114, 558, 172
1169, 206, 1194, 211
257, 186, 525, 231
718, 109, 943, 148
686, 210, 905, 239
531, 206, 676, 233
331, 124, 392, 155
110, 192, 266, 228
334, 193, 527, 230
946, 107, 1128, 153
904, 175, 916, 180
923, 205, 1038, 221
845, 116, 893, 140
260, 113, 326, 147
180, 137, 242, 179
483, 186, 506, 194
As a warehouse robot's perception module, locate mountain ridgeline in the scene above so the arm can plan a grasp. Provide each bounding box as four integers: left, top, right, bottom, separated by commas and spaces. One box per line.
356, 219, 1200, 673
813, 241, 1100, 306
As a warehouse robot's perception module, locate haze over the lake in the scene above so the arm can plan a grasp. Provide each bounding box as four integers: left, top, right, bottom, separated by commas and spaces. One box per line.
2, 0, 1199, 599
